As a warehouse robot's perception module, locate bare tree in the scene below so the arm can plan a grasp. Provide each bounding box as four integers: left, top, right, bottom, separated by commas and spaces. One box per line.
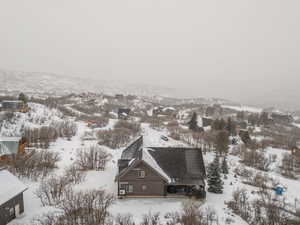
76, 145, 111, 171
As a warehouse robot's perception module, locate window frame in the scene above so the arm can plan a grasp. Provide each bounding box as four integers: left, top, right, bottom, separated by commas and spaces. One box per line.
138, 170, 146, 178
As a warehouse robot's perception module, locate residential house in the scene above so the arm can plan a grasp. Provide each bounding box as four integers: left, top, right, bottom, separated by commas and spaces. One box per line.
152, 106, 176, 117
0, 137, 27, 161
116, 137, 206, 199
0, 169, 27, 225
118, 108, 131, 120
0, 101, 26, 112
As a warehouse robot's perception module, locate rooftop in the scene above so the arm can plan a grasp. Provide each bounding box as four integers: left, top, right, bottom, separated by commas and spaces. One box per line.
0, 170, 27, 206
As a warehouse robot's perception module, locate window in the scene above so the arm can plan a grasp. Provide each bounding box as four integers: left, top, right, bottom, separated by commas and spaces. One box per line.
128, 184, 133, 193
120, 183, 133, 193
138, 170, 145, 178
142, 184, 147, 191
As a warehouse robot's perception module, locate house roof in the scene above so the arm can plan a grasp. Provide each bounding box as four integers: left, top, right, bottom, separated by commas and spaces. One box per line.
118, 108, 131, 116
117, 138, 206, 186
0, 170, 27, 206
147, 147, 206, 185
121, 136, 143, 160
0, 137, 21, 157
143, 148, 171, 183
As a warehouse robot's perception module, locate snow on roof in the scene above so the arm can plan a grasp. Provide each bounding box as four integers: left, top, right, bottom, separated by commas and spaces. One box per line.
0, 170, 27, 206
1, 100, 23, 103
0, 137, 21, 157
0, 137, 21, 142
142, 148, 171, 183
162, 107, 175, 112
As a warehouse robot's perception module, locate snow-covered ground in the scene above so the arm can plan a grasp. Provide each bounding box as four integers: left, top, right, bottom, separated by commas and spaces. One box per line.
0, 103, 63, 136
4, 105, 300, 225
222, 105, 262, 113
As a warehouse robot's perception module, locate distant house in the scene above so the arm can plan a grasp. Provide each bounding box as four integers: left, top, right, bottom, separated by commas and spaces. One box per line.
0, 169, 27, 225
0, 137, 27, 161
152, 106, 176, 117
0, 101, 25, 112
118, 108, 131, 120
291, 147, 300, 158
239, 129, 251, 145
116, 137, 206, 199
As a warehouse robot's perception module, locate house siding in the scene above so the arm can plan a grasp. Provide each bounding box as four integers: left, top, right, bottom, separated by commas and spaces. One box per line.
0, 193, 24, 225
119, 161, 166, 196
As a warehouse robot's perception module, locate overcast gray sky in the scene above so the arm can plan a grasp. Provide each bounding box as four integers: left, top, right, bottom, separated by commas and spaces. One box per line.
0, 0, 299, 108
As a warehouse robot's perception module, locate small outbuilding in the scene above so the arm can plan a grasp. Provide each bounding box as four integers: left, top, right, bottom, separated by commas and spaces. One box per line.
0, 137, 27, 161
0, 169, 27, 225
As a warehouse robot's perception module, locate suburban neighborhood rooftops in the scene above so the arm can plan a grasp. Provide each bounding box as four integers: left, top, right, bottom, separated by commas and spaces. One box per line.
0, 170, 27, 206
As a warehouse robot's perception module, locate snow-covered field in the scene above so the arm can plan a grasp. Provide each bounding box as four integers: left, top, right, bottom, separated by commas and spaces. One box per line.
0, 103, 63, 136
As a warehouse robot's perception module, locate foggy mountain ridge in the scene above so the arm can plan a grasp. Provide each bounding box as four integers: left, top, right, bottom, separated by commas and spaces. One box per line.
0, 69, 237, 106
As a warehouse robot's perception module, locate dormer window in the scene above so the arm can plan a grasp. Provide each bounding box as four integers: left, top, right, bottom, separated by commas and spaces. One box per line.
138, 170, 145, 178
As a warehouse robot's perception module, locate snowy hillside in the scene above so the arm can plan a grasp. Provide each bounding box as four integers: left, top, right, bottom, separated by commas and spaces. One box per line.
0, 93, 299, 225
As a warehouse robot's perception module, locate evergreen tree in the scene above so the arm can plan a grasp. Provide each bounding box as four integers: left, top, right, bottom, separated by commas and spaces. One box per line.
188, 112, 198, 131
226, 117, 237, 136
215, 130, 229, 156
213, 118, 226, 131
207, 155, 223, 194
259, 112, 269, 126
221, 156, 229, 174
18, 92, 28, 104
237, 111, 245, 121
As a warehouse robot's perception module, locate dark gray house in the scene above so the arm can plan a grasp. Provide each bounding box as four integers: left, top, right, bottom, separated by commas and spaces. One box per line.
118, 108, 131, 120
0, 169, 27, 225
116, 137, 206, 199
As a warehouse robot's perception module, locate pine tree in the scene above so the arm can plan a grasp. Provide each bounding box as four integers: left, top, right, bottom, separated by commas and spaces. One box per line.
207, 155, 223, 194
215, 130, 229, 156
18, 92, 28, 104
221, 156, 229, 174
188, 112, 198, 131
226, 117, 237, 136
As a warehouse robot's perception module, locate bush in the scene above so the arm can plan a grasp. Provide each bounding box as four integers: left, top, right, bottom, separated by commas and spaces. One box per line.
64, 164, 86, 184
7, 150, 60, 181
75, 145, 111, 170
34, 189, 115, 225
35, 175, 72, 206
97, 121, 141, 149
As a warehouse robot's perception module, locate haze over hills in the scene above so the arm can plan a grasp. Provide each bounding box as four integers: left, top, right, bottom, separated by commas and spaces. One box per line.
1, 69, 299, 111
0, 69, 237, 106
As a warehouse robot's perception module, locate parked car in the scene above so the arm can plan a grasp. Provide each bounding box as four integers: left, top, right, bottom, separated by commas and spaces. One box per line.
160, 135, 169, 141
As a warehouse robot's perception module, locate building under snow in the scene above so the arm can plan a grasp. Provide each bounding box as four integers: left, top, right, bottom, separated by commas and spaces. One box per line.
0, 137, 27, 160
0, 169, 27, 225
116, 136, 206, 198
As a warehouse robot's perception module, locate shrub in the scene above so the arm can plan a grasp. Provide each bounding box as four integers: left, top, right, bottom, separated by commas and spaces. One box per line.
75, 145, 111, 171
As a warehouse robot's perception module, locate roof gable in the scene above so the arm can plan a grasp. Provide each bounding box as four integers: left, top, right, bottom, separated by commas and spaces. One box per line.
0, 170, 27, 205
117, 158, 170, 183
